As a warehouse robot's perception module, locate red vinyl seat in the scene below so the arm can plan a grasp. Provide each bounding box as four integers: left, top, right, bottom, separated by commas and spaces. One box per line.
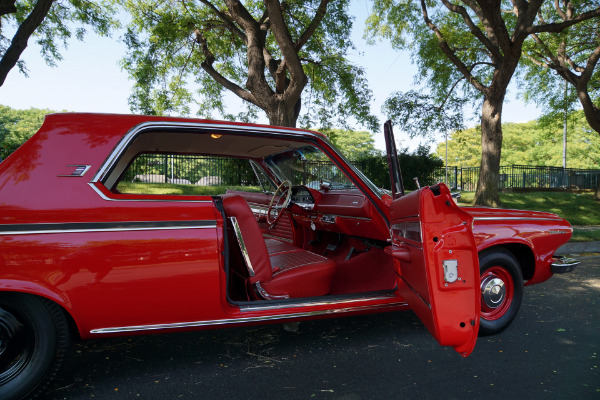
222, 195, 336, 299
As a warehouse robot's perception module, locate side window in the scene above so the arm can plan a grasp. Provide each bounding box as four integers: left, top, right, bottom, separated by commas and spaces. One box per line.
115, 153, 266, 196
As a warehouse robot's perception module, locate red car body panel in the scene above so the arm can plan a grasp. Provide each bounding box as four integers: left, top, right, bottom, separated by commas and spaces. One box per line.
0, 113, 573, 349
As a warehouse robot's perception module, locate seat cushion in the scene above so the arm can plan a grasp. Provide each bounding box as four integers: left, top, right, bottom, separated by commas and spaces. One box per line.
263, 248, 336, 298
264, 238, 298, 255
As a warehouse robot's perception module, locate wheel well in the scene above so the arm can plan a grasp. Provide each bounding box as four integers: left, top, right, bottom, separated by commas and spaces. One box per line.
480, 244, 535, 281
0, 291, 81, 341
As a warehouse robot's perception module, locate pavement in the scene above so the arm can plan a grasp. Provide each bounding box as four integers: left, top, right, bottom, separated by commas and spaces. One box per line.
556, 240, 600, 255
43, 255, 600, 400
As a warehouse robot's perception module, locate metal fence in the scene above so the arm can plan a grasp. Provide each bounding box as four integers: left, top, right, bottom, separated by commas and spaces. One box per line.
124, 154, 371, 187
124, 154, 259, 186
433, 165, 600, 191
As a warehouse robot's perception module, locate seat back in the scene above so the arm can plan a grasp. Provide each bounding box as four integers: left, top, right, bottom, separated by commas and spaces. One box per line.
222, 195, 272, 284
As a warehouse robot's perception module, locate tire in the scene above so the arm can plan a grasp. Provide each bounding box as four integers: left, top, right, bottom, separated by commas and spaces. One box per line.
478, 249, 524, 336
0, 294, 72, 400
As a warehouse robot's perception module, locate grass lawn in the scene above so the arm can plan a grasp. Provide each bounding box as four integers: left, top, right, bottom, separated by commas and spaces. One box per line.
118, 183, 600, 242
116, 182, 262, 196
457, 190, 600, 242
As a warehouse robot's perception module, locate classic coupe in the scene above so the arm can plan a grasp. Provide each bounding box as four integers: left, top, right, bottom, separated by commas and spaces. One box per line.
0, 114, 577, 399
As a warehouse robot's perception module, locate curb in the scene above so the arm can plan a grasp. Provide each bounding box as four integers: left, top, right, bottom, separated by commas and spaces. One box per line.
555, 241, 600, 256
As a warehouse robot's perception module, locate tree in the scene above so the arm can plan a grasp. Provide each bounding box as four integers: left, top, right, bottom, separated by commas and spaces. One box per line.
0, 0, 116, 87
521, 2, 600, 134
0, 104, 56, 160
368, 0, 600, 206
435, 114, 600, 169
120, 0, 377, 130
321, 128, 377, 159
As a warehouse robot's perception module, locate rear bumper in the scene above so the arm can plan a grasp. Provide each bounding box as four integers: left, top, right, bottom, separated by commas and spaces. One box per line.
550, 256, 580, 274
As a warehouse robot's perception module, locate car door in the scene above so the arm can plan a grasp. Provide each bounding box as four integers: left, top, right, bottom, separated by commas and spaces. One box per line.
384, 121, 480, 356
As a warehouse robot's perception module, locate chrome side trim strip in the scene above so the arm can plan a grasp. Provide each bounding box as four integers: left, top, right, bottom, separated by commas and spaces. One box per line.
89, 301, 408, 334
0, 220, 216, 236
473, 217, 560, 222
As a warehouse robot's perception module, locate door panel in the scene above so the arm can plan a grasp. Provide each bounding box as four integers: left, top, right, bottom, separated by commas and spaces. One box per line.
388, 184, 480, 356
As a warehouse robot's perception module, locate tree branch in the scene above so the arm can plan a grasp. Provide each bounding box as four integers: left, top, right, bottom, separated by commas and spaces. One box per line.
419, 0, 488, 95
527, 7, 600, 34
198, 0, 247, 43
0, 0, 55, 87
440, 0, 503, 61
264, 0, 307, 99
0, 0, 16, 16
295, 0, 329, 51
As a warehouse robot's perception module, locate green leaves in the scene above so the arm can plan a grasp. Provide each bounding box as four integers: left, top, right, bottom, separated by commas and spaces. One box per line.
382, 90, 466, 138
435, 112, 600, 169
119, 0, 377, 129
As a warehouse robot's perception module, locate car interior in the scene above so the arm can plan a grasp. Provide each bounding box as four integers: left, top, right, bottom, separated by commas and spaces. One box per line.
109, 128, 398, 303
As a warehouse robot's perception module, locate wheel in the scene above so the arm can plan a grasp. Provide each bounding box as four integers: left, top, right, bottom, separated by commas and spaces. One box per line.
0, 294, 72, 400
478, 249, 524, 336
267, 180, 292, 225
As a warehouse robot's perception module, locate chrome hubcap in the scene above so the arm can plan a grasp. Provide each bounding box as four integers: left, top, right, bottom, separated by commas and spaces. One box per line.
481, 276, 506, 309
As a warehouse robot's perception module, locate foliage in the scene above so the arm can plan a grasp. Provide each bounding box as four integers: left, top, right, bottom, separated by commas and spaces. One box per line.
457, 190, 600, 227
382, 90, 466, 139
367, 0, 600, 207
0, 0, 117, 86
520, 2, 600, 134
436, 112, 600, 169
119, 0, 377, 130
359, 145, 443, 191
0, 105, 55, 157
321, 128, 377, 159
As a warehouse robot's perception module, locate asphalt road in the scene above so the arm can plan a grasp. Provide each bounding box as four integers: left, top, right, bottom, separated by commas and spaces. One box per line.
44, 257, 600, 400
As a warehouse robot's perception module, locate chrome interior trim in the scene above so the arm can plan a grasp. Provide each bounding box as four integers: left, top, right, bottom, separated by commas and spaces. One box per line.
229, 216, 255, 277
255, 282, 289, 300
238, 293, 400, 312
89, 301, 408, 334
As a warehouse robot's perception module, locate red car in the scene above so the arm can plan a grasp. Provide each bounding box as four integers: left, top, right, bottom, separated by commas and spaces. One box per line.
0, 114, 577, 399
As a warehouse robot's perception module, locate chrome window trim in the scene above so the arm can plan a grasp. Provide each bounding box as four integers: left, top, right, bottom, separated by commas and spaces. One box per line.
89, 300, 407, 334
91, 121, 331, 184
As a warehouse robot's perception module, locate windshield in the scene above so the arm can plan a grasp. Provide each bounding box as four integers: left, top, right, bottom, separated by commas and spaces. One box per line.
263, 145, 380, 193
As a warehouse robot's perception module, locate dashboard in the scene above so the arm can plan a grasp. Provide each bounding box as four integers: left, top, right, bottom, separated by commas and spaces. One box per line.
289, 185, 388, 241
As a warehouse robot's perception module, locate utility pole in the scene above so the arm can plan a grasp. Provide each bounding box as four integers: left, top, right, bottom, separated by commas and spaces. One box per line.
563, 80, 567, 170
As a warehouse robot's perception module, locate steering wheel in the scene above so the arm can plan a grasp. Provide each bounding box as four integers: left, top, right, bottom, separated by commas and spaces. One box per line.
267, 180, 292, 225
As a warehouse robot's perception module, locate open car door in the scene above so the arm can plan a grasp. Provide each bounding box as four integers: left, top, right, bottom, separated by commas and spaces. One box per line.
384, 121, 480, 356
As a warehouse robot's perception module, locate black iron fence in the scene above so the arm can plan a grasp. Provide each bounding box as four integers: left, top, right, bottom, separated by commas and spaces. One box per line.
123, 154, 259, 186
433, 165, 600, 191
124, 154, 381, 188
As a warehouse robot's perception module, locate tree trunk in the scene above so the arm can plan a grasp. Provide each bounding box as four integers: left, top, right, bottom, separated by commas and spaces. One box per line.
595, 180, 600, 201
474, 96, 504, 207
266, 97, 301, 127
